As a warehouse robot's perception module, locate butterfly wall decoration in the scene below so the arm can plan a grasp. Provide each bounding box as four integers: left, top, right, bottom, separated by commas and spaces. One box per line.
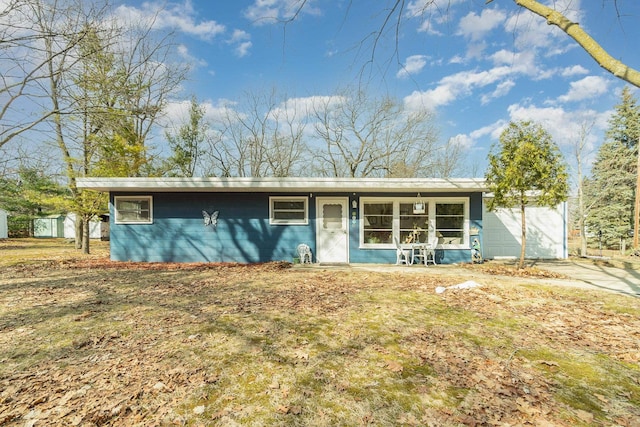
202, 210, 219, 229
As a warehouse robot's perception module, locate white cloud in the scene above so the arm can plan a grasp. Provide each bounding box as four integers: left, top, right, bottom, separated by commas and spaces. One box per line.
406, 0, 465, 33
481, 80, 515, 104
161, 98, 239, 129
561, 65, 589, 77
449, 134, 474, 149
465, 42, 488, 61
449, 55, 464, 65
506, 103, 610, 148
404, 66, 514, 110
457, 8, 506, 41
113, 1, 226, 41
472, 121, 508, 141
397, 55, 428, 79
449, 121, 507, 151
557, 76, 610, 103
503, 0, 582, 53
234, 41, 253, 58
228, 29, 252, 57
452, 102, 610, 169
177, 44, 207, 67
489, 50, 537, 75
269, 95, 346, 121
244, 0, 322, 26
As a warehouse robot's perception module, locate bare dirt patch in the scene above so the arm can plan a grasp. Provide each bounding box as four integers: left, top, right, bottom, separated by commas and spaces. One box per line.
1, 240, 639, 426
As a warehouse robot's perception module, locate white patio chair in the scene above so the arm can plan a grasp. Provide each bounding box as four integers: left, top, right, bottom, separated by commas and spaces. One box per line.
424, 233, 438, 265
394, 237, 412, 265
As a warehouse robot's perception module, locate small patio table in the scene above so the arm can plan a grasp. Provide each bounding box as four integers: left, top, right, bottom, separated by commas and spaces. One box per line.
411, 243, 437, 266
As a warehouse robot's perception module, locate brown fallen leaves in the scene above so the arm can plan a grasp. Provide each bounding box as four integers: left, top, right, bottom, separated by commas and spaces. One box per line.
1, 258, 639, 426
460, 261, 566, 279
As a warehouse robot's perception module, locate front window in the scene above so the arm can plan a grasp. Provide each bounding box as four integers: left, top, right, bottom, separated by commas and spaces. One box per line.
360, 198, 468, 248
363, 202, 393, 244
114, 196, 153, 224
400, 202, 430, 243
436, 203, 465, 245
270, 197, 308, 225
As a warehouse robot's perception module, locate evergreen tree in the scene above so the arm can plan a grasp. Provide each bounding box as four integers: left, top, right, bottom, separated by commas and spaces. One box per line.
164, 97, 207, 177
485, 121, 568, 269
585, 87, 640, 250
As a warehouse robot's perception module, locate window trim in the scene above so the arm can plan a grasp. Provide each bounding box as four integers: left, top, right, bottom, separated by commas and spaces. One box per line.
359, 197, 469, 249
269, 196, 309, 225
114, 195, 153, 224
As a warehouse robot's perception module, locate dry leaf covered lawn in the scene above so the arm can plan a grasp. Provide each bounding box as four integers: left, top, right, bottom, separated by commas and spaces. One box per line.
1, 239, 639, 426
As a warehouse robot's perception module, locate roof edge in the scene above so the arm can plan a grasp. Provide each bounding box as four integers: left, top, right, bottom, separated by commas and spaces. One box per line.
77, 177, 488, 193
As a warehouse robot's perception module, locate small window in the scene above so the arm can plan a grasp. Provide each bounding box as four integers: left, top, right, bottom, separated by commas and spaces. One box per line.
270, 197, 308, 225
114, 196, 153, 224
363, 202, 393, 245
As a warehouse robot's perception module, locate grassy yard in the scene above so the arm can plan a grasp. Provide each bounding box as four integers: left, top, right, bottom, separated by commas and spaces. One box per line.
0, 239, 639, 426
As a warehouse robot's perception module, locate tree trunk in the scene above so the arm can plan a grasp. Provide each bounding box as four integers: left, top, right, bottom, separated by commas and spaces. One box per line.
634, 136, 640, 249
82, 214, 90, 255
579, 218, 587, 257
519, 203, 526, 269
75, 215, 83, 250
576, 138, 587, 257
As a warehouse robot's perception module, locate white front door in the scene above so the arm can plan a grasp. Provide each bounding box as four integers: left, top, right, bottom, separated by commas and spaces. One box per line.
316, 197, 349, 263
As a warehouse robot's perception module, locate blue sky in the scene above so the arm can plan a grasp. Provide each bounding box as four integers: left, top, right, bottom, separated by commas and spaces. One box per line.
116, 0, 640, 176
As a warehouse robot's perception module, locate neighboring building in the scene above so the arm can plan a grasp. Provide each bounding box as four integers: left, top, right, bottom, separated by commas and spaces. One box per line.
63, 213, 110, 240
33, 214, 65, 238
0, 209, 8, 239
76, 177, 568, 264
482, 198, 568, 260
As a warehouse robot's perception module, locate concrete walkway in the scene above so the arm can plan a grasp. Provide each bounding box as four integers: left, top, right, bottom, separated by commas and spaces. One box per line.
530, 259, 640, 297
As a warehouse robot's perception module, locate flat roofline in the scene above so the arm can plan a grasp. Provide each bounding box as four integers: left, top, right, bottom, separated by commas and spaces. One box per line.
77, 177, 488, 193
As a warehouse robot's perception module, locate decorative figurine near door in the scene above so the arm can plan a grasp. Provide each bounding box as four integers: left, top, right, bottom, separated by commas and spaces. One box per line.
202, 210, 219, 229
471, 238, 483, 263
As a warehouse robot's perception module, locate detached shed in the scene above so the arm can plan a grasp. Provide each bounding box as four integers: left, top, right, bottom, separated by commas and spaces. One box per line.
0, 209, 7, 239
34, 214, 65, 238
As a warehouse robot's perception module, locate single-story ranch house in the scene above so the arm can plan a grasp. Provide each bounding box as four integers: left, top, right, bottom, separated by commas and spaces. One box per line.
77, 177, 567, 264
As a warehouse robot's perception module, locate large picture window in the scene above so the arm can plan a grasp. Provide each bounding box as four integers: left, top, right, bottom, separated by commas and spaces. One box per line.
270, 197, 308, 225
360, 198, 468, 248
114, 196, 153, 224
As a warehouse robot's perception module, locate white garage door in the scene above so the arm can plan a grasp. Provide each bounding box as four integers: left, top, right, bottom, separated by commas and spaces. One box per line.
482, 201, 567, 260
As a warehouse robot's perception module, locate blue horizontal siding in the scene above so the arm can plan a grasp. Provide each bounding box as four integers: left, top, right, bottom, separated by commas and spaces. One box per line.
109, 191, 484, 264
110, 192, 315, 263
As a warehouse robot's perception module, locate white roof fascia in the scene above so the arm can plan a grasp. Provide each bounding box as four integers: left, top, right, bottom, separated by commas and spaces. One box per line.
77, 177, 488, 193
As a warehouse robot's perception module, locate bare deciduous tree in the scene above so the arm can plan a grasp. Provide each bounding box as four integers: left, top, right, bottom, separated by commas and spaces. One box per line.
311, 89, 441, 178
571, 120, 596, 257
206, 89, 306, 177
